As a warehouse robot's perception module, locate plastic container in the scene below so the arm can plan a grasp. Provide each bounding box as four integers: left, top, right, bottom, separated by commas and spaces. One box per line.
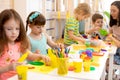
73, 59, 83, 73
16, 65, 28, 80
57, 58, 68, 75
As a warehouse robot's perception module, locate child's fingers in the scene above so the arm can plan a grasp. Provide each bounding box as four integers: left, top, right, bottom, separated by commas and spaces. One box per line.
95, 27, 101, 31
106, 34, 113, 39
57, 43, 61, 47
43, 56, 50, 66
45, 56, 50, 62
35, 50, 41, 54
9, 62, 23, 71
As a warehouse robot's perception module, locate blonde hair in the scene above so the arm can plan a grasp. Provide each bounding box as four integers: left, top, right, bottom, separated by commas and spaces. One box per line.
74, 3, 91, 15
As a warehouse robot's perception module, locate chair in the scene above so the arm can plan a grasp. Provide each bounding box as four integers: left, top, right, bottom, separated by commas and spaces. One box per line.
108, 46, 118, 80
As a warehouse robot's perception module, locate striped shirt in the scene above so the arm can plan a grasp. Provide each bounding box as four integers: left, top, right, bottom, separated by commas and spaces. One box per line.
64, 17, 80, 46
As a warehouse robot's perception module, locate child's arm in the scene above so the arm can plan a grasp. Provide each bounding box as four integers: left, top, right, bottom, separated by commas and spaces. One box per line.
27, 51, 50, 65
27, 38, 31, 51
68, 30, 85, 43
0, 65, 11, 74
86, 28, 95, 34
107, 34, 120, 47
0, 63, 22, 74
44, 33, 58, 48
86, 27, 101, 34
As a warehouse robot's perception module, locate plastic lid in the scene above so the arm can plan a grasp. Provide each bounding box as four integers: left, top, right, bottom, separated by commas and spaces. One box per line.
29, 61, 44, 66
90, 66, 95, 71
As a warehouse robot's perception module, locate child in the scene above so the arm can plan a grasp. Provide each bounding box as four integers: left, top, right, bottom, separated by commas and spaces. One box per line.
26, 11, 61, 55
0, 9, 50, 80
87, 13, 105, 40
106, 1, 120, 79
64, 3, 91, 46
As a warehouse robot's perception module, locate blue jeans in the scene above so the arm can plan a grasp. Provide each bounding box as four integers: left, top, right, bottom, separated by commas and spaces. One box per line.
114, 48, 120, 65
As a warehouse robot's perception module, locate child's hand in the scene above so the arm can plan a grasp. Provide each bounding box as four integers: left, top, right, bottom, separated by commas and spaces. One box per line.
106, 34, 113, 40
34, 49, 41, 54
93, 27, 101, 31
80, 38, 86, 44
57, 43, 64, 48
41, 55, 50, 66
8, 62, 23, 71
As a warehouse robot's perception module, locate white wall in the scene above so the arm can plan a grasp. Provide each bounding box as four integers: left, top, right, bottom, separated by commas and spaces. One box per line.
26, 0, 42, 15
0, 0, 117, 40
102, 0, 116, 13
13, 0, 27, 26
0, 0, 12, 12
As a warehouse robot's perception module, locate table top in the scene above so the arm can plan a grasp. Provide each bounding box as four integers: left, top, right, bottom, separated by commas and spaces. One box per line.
27, 45, 110, 80
27, 52, 107, 80
8, 42, 116, 80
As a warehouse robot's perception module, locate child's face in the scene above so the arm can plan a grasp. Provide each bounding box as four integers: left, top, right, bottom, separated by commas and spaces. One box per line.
4, 18, 20, 43
110, 5, 119, 20
30, 24, 44, 35
93, 19, 103, 28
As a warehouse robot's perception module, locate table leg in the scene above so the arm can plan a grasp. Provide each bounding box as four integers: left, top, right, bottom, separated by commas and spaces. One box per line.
101, 65, 106, 80
108, 54, 114, 80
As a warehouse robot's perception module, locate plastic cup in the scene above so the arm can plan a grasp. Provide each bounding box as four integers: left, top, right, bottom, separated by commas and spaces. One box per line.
83, 62, 91, 72
16, 65, 28, 80
73, 59, 82, 73
57, 58, 68, 75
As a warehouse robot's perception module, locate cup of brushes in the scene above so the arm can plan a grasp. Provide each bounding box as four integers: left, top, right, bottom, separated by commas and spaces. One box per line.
57, 58, 68, 75
57, 48, 69, 75
48, 47, 69, 75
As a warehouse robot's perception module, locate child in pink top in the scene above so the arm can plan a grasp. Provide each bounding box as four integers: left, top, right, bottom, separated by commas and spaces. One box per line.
0, 9, 50, 80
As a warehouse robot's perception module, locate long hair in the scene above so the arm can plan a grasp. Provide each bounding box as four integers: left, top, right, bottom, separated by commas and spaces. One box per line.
110, 1, 120, 27
0, 9, 29, 55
